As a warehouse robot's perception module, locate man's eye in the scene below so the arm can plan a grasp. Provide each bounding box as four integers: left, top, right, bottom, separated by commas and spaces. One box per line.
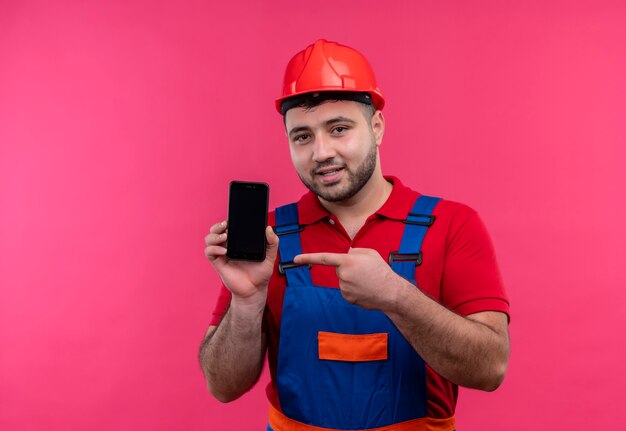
332, 126, 347, 134
294, 134, 310, 143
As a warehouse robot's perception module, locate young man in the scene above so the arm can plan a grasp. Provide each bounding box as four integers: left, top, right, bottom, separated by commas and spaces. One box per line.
201, 39, 510, 431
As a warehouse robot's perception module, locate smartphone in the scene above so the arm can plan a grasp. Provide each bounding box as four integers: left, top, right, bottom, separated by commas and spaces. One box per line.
226, 181, 269, 261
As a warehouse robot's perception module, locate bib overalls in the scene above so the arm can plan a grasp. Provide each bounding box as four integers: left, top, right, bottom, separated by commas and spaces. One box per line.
269, 195, 456, 431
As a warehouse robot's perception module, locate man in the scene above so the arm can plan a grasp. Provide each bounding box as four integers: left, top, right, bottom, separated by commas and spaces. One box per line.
200, 39, 510, 431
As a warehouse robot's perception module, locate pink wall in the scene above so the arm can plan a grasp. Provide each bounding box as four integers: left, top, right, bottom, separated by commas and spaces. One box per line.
1, 1, 624, 429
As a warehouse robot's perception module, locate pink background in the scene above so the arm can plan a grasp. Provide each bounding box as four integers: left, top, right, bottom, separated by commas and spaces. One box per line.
1, 0, 625, 429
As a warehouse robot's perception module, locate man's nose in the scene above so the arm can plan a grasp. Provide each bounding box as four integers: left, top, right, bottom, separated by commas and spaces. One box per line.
312, 134, 336, 162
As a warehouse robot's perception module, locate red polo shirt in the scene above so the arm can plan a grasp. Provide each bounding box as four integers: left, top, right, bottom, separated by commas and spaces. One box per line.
209, 176, 509, 418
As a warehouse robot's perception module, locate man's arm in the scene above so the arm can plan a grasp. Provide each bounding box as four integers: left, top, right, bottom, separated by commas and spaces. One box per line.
384, 276, 509, 391
200, 222, 279, 402
294, 248, 510, 391
199, 300, 267, 402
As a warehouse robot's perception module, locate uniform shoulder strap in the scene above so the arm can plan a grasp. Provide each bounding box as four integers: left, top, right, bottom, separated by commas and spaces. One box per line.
274, 203, 312, 286
389, 195, 442, 285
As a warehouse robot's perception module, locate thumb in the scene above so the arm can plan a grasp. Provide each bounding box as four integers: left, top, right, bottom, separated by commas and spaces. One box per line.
265, 226, 279, 261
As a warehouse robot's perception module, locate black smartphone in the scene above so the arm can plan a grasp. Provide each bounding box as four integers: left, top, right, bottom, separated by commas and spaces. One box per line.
226, 181, 269, 261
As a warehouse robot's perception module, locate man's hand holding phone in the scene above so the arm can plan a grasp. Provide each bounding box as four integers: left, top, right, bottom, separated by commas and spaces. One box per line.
204, 221, 278, 307
204, 181, 275, 309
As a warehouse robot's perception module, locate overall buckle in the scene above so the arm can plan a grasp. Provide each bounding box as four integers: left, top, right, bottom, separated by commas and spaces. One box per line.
404, 213, 435, 226
278, 261, 312, 275
273, 224, 305, 236
388, 251, 423, 266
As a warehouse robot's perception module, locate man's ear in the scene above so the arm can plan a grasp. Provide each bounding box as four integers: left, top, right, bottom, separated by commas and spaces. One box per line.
372, 110, 385, 146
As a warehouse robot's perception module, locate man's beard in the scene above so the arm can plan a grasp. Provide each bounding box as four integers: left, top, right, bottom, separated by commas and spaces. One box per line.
298, 137, 378, 203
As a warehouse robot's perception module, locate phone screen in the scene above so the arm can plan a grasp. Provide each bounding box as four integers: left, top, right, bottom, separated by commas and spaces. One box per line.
226, 181, 269, 261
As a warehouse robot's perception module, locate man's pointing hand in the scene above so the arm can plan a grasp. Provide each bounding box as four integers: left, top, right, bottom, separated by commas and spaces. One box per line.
294, 248, 408, 311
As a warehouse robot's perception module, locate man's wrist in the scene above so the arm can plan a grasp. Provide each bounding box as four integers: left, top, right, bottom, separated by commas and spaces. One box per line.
229, 290, 267, 316
380, 271, 417, 314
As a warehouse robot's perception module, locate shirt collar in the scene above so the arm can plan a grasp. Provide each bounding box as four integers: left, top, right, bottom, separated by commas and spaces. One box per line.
375, 176, 417, 221
296, 175, 417, 225
297, 188, 330, 225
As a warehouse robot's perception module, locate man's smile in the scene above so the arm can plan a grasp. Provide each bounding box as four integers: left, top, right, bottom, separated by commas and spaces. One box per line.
314, 165, 346, 184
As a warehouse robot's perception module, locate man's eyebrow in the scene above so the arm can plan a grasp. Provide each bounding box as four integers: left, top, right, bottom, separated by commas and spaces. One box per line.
325, 116, 356, 126
288, 125, 310, 138
288, 117, 357, 138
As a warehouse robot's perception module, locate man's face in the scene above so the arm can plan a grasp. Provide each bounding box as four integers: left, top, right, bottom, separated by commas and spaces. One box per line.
285, 100, 382, 203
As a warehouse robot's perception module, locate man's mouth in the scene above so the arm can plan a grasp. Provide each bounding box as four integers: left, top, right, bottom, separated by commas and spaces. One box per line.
315, 166, 345, 176
314, 166, 345, 184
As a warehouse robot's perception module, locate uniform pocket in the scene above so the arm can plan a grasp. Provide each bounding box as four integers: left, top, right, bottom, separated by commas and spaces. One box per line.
318, 331, 388, 361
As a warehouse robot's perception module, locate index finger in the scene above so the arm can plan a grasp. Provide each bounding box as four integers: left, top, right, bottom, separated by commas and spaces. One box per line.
209, 220, 227, 234
294, 253, 345, 267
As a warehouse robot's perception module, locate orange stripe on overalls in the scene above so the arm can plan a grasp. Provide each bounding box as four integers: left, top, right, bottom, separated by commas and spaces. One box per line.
269, 404, 456, 431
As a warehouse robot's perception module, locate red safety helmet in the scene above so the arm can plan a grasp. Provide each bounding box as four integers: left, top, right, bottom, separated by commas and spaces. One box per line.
276, 39, 385, 114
